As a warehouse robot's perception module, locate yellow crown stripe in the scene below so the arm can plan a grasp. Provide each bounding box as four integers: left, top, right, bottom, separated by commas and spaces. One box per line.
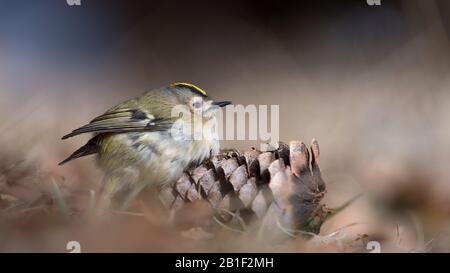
170, 82, 207, 96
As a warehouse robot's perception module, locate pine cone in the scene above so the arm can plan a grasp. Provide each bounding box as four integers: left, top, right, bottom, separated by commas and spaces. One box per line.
159, 139, 328, 239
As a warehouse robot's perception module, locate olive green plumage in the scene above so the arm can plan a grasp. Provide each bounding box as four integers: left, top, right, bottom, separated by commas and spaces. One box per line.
60, 83, 231, 208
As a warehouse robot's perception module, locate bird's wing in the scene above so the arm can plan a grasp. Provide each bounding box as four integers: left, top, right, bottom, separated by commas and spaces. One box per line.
61, 108, 173, 139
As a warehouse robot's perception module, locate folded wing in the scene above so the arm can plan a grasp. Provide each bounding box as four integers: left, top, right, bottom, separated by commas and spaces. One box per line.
62, 109, 173, 139
59, 108, 174, 165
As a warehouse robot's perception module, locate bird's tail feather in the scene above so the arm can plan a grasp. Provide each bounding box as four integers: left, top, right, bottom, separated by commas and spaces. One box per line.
58, 135, 100, 165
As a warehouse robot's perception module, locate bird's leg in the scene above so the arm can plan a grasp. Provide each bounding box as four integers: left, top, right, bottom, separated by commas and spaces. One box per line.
93, 174, 119, 216
119, 183, 149, 211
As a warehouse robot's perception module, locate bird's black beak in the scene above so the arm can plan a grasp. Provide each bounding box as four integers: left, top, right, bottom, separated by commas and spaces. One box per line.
212, 101, 232, 107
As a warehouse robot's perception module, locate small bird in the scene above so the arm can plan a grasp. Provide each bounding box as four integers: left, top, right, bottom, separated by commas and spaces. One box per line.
60, 83, 231, 208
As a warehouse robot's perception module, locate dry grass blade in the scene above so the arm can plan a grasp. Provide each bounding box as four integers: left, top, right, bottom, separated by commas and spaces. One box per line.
51, 179, 70, 217
325, 193, 364, 221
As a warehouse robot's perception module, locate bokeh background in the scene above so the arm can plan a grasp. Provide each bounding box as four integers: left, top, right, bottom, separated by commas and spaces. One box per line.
1, 0, 450, 252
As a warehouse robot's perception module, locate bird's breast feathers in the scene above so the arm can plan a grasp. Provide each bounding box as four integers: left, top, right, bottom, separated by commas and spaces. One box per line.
98, 129, 219, 185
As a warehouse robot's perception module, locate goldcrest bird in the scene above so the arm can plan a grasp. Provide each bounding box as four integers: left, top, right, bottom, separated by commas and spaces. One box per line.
59, 83, 231, 208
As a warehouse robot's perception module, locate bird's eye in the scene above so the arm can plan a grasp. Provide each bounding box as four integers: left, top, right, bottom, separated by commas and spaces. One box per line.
192, 101, 202, 109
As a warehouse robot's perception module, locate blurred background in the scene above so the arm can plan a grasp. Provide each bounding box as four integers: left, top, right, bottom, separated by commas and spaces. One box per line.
1, 0, 450, 252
